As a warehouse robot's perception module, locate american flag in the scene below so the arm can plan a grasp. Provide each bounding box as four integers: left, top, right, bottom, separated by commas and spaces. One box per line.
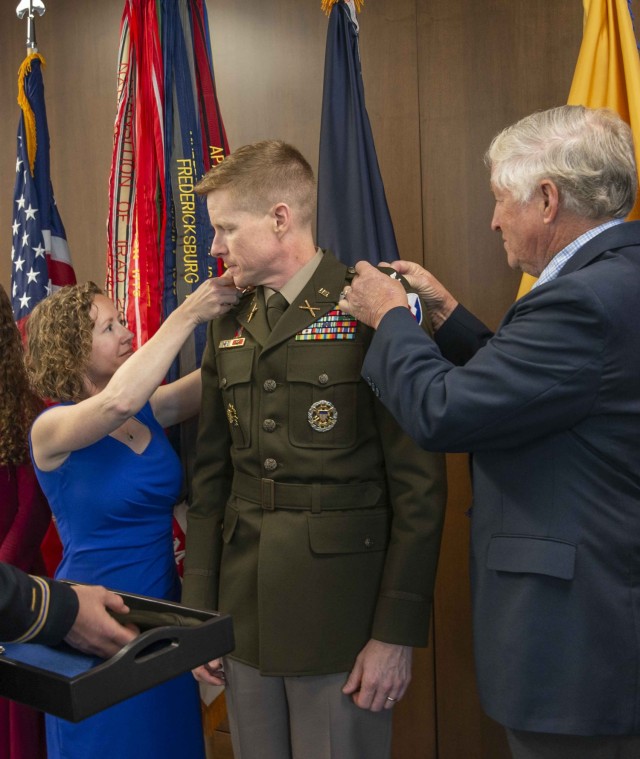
11, 54, 75, 335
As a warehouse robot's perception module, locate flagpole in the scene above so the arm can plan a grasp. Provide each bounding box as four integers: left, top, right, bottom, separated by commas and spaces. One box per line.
16, 0, 46, 54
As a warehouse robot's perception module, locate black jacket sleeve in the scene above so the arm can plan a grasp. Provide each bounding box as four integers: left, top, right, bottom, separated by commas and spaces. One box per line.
0, 562, 79, 645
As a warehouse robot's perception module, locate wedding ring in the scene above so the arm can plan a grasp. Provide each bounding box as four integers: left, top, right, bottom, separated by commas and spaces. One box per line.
386, 696, 397, 702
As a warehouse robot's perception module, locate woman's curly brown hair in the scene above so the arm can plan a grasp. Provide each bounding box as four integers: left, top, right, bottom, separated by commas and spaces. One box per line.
26, 282, 103, 403
0, 284, 43, 466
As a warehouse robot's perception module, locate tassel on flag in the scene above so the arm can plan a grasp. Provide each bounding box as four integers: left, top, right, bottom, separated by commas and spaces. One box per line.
107, 0, 229, 363
11, 53, 75, 337
106, 0, 230, 582
106, 0, 165, 350
321, 0, 364, 15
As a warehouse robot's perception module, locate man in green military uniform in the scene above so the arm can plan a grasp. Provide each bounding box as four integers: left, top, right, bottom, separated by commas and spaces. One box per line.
182, 140, 446, 759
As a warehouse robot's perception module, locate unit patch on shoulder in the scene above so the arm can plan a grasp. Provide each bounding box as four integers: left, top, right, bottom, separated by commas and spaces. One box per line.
387, 270, 423, 326
407, 293, 423, 325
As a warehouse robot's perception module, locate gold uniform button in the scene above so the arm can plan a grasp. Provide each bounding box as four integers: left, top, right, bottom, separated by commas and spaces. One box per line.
220, 377, 228, 388
318, 373, 329, 385
263, 419, 276, 432
364, 537, 374, 549
264, 458, 278, 472
263, 379, 277, 392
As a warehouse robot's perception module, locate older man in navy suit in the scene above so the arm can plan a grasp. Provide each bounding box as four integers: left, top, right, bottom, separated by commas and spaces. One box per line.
340, 105, 640, 759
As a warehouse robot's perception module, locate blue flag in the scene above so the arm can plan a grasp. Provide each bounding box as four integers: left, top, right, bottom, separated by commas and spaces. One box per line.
317, 0, 399, 266
161, 0, 212, 381
11, 54, 75, 335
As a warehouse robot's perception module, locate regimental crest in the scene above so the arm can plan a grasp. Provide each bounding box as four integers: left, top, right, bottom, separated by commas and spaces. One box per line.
308, 400, 338, 432
226, 403, 239, 427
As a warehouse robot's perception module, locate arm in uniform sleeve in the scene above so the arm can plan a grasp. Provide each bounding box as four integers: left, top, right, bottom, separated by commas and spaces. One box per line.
182, 321, 233, 611
367, 298, 448, 647
370, 401, 447, 646
0, 562, 79, 644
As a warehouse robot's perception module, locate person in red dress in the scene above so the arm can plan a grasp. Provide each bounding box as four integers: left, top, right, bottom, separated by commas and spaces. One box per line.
0, 283, 51, 759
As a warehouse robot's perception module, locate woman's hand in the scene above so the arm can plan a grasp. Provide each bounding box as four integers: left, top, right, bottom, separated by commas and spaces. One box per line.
181, 270, 241, 325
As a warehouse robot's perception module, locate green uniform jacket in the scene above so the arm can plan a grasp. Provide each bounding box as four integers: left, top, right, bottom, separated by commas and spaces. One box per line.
182, 250, 446, 676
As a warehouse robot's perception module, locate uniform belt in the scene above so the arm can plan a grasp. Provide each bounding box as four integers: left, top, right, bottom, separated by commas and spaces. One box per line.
231, 472, 387, 513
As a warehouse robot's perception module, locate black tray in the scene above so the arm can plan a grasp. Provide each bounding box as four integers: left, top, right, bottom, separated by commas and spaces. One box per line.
0, 588, 234, 722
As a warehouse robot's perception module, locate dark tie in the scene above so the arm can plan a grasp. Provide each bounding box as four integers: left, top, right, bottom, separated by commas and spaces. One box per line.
266, 291, 288, 329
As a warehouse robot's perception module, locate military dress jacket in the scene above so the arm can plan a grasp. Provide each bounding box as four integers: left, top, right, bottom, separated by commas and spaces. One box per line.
361, 222, 640, 734
182, 249, 447, 676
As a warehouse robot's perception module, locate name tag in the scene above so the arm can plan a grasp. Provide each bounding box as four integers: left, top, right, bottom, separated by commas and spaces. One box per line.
219, 337, 246, 349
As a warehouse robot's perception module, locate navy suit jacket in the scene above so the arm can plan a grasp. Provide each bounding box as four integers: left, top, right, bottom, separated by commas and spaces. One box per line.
362, 221, 640, 735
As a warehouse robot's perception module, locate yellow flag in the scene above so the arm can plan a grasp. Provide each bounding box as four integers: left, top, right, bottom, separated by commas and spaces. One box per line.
517, 0, 640, 298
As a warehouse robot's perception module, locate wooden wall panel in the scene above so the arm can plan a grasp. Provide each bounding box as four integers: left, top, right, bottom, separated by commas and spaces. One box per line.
417, 0, 583, 330
416, 2, 583, 758
205, 1, 327, 163
357, 2, 423, 263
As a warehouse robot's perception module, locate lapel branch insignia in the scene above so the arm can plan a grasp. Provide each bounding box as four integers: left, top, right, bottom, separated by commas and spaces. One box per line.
299, 299, 320, 318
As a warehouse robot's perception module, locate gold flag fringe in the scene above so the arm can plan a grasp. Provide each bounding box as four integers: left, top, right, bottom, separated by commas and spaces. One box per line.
17, 52, 46, 176
321, 0, 364, 16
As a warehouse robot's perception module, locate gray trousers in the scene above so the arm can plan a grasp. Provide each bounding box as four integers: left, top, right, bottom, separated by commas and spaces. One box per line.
224, 658, 392, 759
507, 728, 640, 759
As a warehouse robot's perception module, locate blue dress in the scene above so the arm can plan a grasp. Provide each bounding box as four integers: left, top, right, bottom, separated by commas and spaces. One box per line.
32, 402, 204, 759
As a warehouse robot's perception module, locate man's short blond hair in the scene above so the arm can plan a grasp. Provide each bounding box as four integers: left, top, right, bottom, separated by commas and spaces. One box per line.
195, 140, 316, 226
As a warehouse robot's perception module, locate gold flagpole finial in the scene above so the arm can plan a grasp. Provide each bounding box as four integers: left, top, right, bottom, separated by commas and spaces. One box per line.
321, 0, 364, 17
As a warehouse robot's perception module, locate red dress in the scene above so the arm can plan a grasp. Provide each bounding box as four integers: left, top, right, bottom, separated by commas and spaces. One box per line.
0, 462, 52, 759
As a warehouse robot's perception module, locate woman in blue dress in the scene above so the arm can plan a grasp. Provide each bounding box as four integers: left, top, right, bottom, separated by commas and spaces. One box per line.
26, 276, 239, 759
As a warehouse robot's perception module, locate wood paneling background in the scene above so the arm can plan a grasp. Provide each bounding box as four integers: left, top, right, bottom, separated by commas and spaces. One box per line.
0, 1, 621, 756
